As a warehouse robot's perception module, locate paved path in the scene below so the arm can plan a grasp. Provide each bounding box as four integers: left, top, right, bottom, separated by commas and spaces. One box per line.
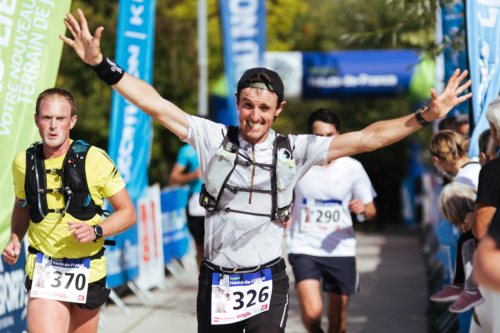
98, 233, 427, 333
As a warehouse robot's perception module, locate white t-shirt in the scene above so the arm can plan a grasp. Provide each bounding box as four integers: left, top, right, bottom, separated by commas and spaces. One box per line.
287, 157, 374, 257
455, 159, 481, 189
182, 116, 333, 267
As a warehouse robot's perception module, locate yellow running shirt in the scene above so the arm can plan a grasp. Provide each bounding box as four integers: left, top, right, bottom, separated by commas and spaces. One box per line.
12, 142, 125, 283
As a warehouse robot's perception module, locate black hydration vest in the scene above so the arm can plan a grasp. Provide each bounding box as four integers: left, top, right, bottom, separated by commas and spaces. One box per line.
199, 126, 296, 223
24, 140, 106, 223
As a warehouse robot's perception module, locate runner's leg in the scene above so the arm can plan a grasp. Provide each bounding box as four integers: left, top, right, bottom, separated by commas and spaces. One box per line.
27, 296, 71, 333
296, 279, 323, 333
68, 305, 100, 333
326, 293, 349, 333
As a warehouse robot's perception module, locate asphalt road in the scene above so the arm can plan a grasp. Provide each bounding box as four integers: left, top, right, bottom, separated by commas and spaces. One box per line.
98, 233, 427, 333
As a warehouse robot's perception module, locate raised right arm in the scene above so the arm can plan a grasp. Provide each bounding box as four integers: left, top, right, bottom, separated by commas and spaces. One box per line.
59, 9, 188, 139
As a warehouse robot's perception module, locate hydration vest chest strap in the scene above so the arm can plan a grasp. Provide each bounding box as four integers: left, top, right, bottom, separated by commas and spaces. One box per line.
199, 126, 295, 222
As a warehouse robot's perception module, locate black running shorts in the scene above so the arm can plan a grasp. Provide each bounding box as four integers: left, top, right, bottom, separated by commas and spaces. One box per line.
197, 260, 289, 333
288, 253, 358, 295
25, 276, 110, 310
187, 204, 205, 246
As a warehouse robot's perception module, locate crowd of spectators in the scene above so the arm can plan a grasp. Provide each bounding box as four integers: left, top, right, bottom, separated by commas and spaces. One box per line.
429, 98, 500, 331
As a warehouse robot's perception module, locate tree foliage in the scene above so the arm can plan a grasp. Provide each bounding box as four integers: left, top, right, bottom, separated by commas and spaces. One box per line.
60, 0, 436, 224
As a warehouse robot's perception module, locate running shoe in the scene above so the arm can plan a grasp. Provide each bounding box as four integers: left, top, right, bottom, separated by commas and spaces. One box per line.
449, 291, 485, 313
430, 284, 463, 303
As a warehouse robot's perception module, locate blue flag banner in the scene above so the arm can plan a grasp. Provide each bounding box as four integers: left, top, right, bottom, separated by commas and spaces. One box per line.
160, 187, 191, 263
106, 0, 156, 287
219, 0, 267, 126
0, 245, 27, 333
108, 0, 156, 202
440, 0, 469, 116
467, 0, 500, 157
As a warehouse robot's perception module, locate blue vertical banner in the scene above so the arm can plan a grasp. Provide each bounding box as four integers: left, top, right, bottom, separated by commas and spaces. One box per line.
109, 0, 156, 201
440, 0, 469, 116
106, 0, 156, 287
467, 0, 500, 157
0, 245, 27, 333
219, 0, 267, 126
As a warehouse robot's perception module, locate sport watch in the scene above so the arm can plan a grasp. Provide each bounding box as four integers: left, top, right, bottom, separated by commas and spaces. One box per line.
93, 225, 103, 241
415, 107, 431, 127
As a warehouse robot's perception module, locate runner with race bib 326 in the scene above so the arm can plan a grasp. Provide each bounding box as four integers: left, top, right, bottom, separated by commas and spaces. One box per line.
59, 8, 472, 332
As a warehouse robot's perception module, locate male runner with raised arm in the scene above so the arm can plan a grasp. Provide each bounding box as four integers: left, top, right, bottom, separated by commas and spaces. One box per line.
60, 9, 472, 333
2, 88, 136, 333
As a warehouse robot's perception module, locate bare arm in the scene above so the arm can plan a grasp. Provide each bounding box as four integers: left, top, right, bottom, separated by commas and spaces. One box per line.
349, 199, 376, 221
2, 197, 31, 265
169, 164, 201, 186
327, 69, 472, 162
68, 188, 137, 243
59, 9, 188, 139
473, 203, 496, 239
363, 201, 376, 220
473, 235, 500, 292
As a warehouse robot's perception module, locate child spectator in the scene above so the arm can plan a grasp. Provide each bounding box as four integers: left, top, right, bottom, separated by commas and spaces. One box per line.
431, 182, 485, 312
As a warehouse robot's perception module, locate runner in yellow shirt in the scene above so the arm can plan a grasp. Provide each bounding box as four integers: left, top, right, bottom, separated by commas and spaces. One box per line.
2, 88, 136, 333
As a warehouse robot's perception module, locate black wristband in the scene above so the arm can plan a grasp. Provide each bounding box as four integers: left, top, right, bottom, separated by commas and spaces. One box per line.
90, 54, 125, 86
415, 107, 431, 127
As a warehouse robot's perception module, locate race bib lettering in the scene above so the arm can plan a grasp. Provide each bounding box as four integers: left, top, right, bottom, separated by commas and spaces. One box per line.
31, 253, 90, 304
300, 198, 343, 232
211, 269, 272, 325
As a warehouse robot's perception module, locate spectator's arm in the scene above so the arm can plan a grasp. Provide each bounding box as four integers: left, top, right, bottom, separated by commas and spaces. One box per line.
473, 235, 500, 292
473, 202, 496, 239
169, 164, 201, 186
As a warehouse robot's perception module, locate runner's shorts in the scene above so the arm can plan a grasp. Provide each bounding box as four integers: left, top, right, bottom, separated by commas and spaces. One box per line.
187, 203, 205, 246
25, 276, 110, 310
197, 258, 289, 333
288, 254, 358, 295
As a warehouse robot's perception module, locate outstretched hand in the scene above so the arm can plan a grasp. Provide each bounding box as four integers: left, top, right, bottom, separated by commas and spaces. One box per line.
59, 9, 104, 66
427, 69, 472, 121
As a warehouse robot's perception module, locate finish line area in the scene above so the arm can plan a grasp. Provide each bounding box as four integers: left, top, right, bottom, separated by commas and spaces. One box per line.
97, 233, 427, 333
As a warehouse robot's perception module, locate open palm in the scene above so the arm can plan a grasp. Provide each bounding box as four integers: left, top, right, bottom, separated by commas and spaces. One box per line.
59, 9, 104, 66
429, 69, 472, 120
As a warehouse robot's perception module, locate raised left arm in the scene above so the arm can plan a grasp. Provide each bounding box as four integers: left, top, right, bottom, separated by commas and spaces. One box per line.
327, 69, 472, 162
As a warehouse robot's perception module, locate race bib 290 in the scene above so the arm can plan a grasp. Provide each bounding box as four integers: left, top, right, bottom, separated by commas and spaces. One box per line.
300, 198, 343, 232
